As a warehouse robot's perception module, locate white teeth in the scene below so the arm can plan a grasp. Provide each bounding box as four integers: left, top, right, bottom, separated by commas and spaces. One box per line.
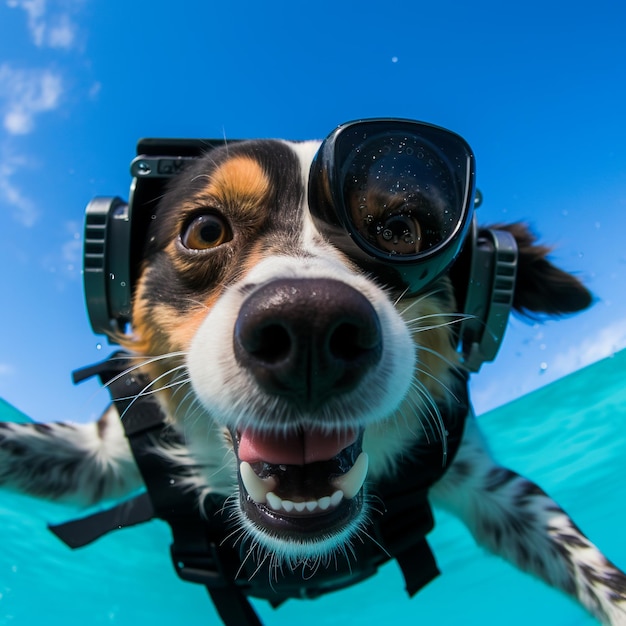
263, 489, 346, 515
240, 452, 369, 515
318, 496, 331, 510
331, 452, 369, 499
329, 489, 344, 507
240, 461, 277, 504
266, 491, 281, 510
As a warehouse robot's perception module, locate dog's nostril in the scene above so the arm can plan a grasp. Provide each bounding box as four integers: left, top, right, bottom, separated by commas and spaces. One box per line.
249, 323, 292, 364
329, 322, 375, 361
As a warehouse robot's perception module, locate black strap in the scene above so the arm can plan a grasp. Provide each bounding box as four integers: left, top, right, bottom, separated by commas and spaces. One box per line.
68, 352, 264, 626
51, 352, 469, 623
49, 492, 154, 548
396, 541, 439, 597
373, 369, 469, 596
375, 488, 440, 596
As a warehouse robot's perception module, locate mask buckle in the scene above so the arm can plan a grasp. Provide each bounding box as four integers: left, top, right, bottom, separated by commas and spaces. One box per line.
459, 227, 518, 372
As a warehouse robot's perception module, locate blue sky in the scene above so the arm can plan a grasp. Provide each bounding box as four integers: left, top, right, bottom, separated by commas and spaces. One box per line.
0, 0, 625, 424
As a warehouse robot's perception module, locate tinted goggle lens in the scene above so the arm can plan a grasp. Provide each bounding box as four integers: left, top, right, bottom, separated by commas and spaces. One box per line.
344, 132, 461, 257
310, 119, 476, 292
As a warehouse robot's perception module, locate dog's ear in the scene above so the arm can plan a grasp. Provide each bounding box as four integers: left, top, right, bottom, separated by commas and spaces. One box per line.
495, 222, 593, 318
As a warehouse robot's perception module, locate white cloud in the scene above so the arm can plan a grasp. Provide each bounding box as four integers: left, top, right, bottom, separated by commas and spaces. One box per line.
34, 220, 83, 287
7, 0, 46, 42
547, 318, 626, 379
0, 153, 39, 226
7, 0, 78, 50
61, 220, 83, 273
88, 81, 102, 100
0, 2, 85, 228
0, 63, 63, 135
0, 363, 15, 376
47, 15, 76, 49
471, 319, 626, 414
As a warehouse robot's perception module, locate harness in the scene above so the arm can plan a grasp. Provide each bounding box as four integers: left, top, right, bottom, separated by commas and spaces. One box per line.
50, 352, 468, 626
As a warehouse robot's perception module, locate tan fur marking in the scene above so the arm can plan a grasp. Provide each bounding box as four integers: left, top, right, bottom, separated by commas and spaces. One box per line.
121, 287, 221, 401
125, 281, 221, 358
202, 155, 270, 210
157, 298, 219, 352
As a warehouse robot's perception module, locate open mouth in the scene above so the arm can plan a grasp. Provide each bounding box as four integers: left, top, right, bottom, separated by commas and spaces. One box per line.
233, 427, 368, 539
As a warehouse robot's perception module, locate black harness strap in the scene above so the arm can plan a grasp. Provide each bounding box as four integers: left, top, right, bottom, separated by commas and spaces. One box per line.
375, 486, 439, 597
372, 369, 468, 596
66, 353, 263, 626
49, 492, 154, 548
50, 352, 469, 625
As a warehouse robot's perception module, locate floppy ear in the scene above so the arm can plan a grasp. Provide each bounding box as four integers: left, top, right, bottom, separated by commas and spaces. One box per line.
495, 222, 593, 318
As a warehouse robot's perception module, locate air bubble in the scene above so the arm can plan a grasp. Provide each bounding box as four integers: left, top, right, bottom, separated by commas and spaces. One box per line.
96, 343, 102, 350
539, 362, 548, 373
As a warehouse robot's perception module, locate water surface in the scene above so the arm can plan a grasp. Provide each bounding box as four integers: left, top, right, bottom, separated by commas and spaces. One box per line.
2, 351, 625, 625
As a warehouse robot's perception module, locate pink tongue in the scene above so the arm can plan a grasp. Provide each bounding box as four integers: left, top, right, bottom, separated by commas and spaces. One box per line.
238, 428, 357, 466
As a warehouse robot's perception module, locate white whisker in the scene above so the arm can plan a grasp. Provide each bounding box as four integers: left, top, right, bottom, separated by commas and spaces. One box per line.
405, 312, 473, 333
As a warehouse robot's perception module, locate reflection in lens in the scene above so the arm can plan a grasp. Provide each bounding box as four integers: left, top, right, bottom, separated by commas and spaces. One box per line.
343, 134, 460, 257
376, 211, 422, 254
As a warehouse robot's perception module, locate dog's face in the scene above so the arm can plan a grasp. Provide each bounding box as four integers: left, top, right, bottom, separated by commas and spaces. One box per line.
125, 139, 460, 566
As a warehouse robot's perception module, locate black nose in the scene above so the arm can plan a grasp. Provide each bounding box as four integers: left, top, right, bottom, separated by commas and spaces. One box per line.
234, 278, 382, 411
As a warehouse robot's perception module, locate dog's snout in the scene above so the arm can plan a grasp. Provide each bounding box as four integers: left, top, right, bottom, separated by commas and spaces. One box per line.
234, 278, 382, 410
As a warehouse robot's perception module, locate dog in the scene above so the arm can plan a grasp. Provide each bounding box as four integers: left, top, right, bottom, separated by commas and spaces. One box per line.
1, 125, 626, 624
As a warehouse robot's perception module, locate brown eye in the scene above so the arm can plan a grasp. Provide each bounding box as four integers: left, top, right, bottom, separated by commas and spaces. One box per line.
181, 213, 231, 250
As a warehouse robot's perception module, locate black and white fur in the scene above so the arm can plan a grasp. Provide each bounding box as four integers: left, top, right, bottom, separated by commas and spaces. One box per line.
1, 138, 625, 624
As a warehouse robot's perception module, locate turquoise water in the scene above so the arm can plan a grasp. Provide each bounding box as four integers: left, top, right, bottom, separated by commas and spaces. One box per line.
1, 351, 625, 625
